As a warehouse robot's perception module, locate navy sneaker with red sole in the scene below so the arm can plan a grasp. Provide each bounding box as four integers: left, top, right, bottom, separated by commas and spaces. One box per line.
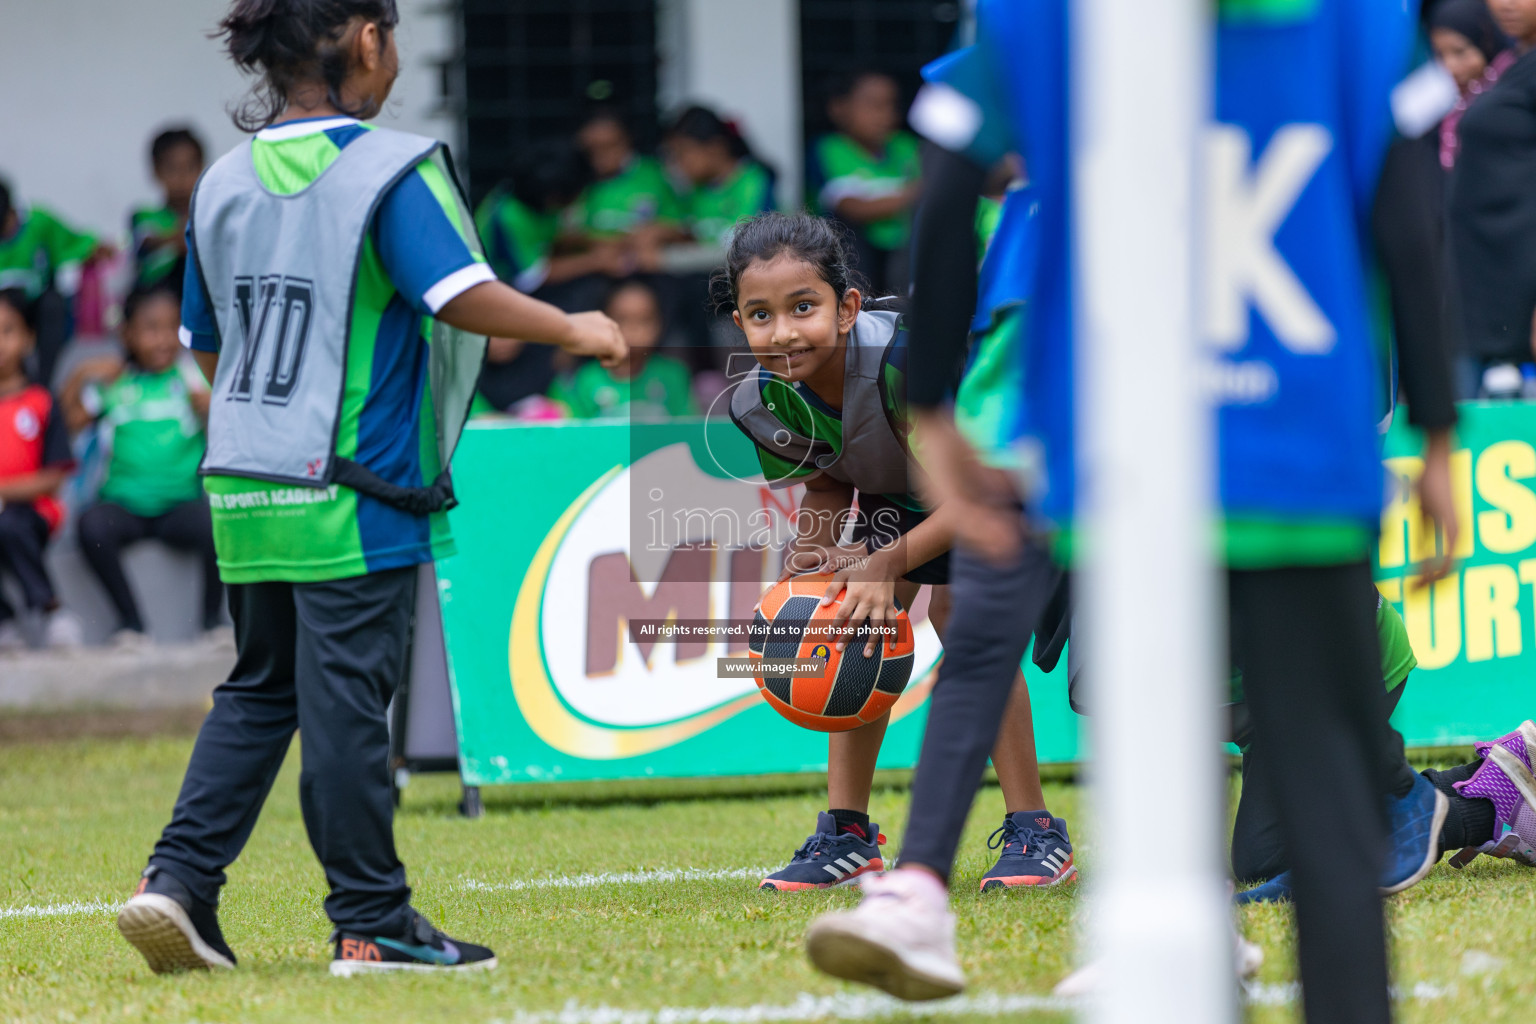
979, 813, 1076, 890
760, 812, 885, 891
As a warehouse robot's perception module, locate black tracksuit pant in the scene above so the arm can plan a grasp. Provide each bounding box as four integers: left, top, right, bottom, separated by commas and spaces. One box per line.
1229, 562, 1393, 1024
149, 566, 418, 936
897, 534, 1059, 876
0, 503, 56, 620
897, 548, 1393, 1024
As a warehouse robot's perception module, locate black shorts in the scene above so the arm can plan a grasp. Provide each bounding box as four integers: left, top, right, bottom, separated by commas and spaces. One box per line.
847, 492, 951, 587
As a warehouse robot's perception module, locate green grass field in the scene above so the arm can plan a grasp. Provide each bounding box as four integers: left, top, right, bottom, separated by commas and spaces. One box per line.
3, 732, 1536, 1024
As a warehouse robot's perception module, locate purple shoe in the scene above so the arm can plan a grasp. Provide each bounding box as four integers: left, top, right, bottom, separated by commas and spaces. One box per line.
1471, 721, 1536, 773
1452, 745, 1536, 868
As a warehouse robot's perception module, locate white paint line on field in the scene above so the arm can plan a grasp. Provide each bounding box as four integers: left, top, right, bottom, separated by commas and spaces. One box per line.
497, 980, 1455, 1024
1242, 980, 1450, 1006
493, 991, 1071, 1024
0, 900, 117, 920
460, 866, 776, 892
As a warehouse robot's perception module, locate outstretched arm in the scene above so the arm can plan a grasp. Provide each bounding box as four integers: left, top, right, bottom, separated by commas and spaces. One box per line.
437, 281, 626, 368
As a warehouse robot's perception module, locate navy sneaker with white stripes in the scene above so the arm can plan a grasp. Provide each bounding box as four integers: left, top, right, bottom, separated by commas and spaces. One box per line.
760, 811, 885, 891
979, 812, 1076, 890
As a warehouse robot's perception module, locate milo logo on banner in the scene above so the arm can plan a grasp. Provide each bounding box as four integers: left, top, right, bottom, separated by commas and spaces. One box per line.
502, 438, 943, 763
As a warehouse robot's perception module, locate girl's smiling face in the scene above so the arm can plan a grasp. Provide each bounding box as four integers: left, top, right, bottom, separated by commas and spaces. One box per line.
733, 255, 861, 387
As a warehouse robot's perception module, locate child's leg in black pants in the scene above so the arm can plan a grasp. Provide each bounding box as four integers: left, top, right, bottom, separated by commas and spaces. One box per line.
1232, 682, 1414, 884
896, 535, 1059, 879
0, 503, 58, 618
149, 567, 417, 937
1230, 563, 1392, 1024
77, 503, 154, 632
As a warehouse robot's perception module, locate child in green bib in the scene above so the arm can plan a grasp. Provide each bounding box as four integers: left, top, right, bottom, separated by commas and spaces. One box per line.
61, 285, 221, 645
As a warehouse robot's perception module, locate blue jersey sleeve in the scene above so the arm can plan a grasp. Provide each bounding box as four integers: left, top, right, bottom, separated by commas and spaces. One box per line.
373, 161, 494, 315
179, 227, 218, 354
912, 38, 1018, 168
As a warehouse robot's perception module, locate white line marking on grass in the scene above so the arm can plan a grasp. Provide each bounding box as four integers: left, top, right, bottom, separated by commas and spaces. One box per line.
495, 980, 1453, 1024
495, 991, 1071, 1024
461, 866, 775, 892
0, 900, 117, 920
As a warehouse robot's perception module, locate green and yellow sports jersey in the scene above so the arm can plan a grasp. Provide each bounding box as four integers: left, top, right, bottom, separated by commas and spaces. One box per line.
749, 333, 922, 511
808, 131, 922, 251
130, 206, 185, 289
474, 188, 559, 293
0, 206, 96, 299
93, 364, 206, 517
181, 116, 493, 584
551, 355, 698, 421
571, 156, 683, 238
682, 160, 776, 247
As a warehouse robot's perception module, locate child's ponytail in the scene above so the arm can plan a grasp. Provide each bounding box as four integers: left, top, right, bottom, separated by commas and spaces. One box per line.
218, 0, 401, 132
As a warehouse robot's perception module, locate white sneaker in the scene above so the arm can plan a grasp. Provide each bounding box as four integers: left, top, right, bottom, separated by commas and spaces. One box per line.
1053, 914, 1262, 998
0, 619, 24, 654
804, 869, 965, 1001
44, 610, 83, 649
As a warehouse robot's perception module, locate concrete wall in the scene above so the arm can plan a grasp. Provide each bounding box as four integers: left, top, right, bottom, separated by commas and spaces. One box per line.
657, 0, 803, 209
0, 0, 459, 242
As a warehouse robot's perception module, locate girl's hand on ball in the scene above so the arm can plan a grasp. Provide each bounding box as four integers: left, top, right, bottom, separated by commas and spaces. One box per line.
822, 549, 901, 658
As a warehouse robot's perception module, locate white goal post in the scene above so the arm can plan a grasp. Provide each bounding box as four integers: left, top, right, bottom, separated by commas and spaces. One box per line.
1073, 0, 1236, 1021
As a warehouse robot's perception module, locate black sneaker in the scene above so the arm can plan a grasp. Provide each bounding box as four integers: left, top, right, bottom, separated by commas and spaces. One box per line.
117, 866, 237, 973
330, 909, 497, 976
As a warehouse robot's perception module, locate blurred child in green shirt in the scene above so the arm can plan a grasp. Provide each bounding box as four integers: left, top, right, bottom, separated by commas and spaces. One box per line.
61, 284, 221, 645
551, 279, 697, 420
130, 128, 206, 292
573, 108, 683, 244
665, 106, 777, 251
807, 70, 921, 293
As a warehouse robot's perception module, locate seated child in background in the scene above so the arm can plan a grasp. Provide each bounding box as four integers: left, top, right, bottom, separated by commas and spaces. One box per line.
664, 105, 777, 256
0, 289, 77, 651
130, 128, 206, 293
474, 140, 623, 416
807, 69, 921, 294
550, 279, 698, 421
573, 108, 684, 265
0, 179, 108, 384
60, 285, 221, 647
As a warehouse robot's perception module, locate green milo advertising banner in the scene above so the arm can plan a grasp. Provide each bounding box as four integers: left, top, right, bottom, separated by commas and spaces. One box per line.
436, 405, 1536, 786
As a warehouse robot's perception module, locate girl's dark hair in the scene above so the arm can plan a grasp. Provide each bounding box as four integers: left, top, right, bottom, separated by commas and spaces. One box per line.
714, 212, 864, 311
508, 139, 594, 211
122, 283, 180, 328
0, 179, 12, 228
0, 289, 38, 333
666, 105, 752, 161
218, 0, 401, 132
150, 127, 207, 167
